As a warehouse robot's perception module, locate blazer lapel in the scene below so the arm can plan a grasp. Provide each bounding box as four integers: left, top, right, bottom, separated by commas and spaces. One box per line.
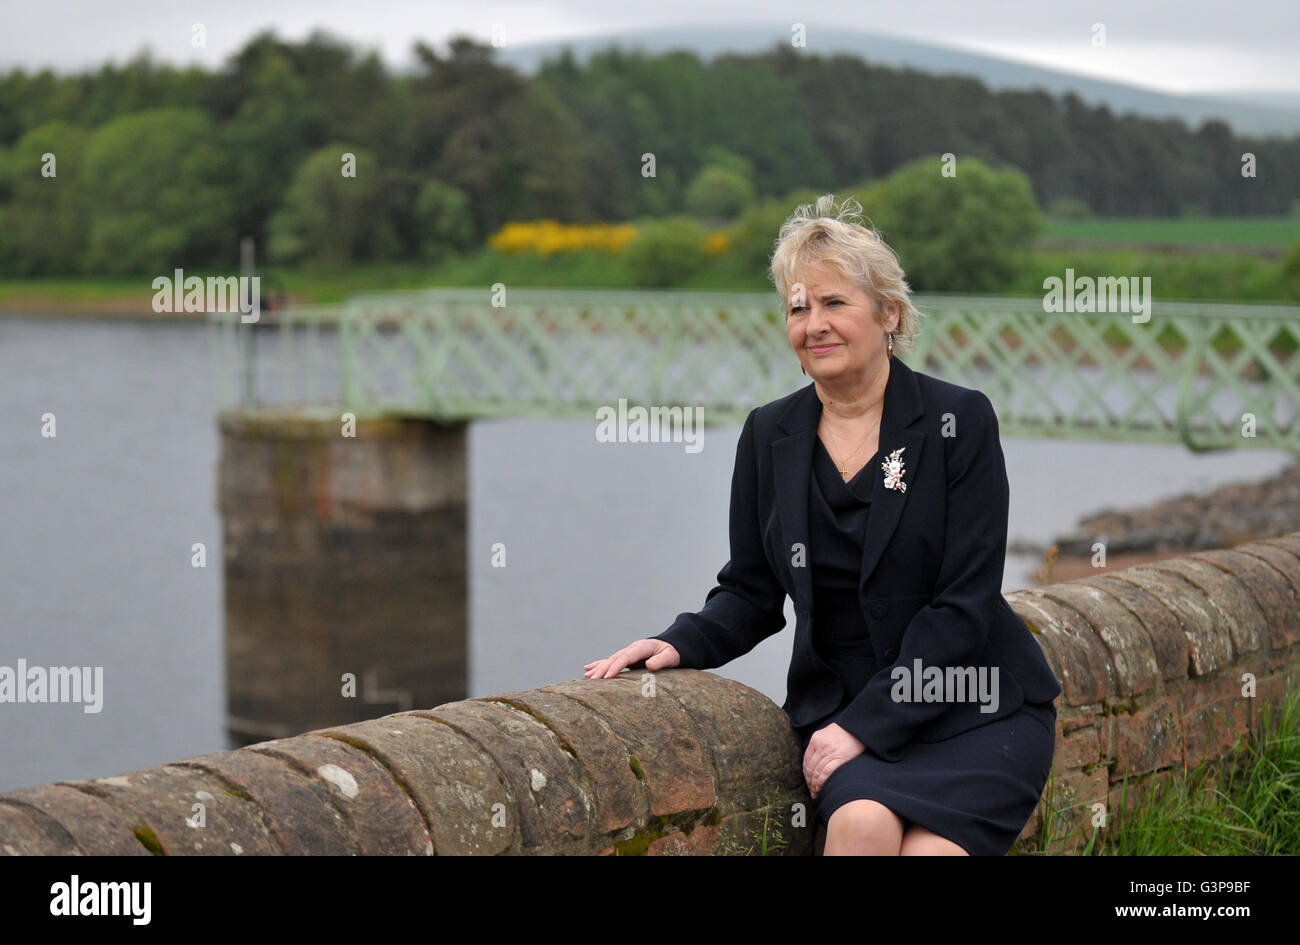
771, 356, 926, 607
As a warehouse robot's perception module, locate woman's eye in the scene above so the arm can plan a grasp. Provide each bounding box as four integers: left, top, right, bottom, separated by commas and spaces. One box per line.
789, 301, 840, 315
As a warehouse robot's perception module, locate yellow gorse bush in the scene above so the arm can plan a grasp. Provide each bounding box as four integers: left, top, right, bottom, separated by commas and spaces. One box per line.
488, 220, 641, 256
704, 231, 732, 257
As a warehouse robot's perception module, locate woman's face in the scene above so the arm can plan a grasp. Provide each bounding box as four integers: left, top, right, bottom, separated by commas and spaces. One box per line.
786, 260, 898, 382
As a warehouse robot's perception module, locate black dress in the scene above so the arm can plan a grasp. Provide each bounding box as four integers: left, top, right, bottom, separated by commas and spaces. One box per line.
794, 436, 1057, 856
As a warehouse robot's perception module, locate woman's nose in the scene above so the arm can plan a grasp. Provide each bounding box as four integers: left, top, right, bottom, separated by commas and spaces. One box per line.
806, 303, 830, 333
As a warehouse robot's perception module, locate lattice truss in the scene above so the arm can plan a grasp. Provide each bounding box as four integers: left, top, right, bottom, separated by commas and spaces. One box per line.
211, 291, 1300, 449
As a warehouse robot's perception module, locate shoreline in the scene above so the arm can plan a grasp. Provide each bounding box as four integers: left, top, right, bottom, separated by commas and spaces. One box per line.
0, 290, 317, 322
1034, 455, 1300, 581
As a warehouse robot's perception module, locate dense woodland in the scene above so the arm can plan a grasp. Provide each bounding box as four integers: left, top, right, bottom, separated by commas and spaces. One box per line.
1, 30, 1297, 278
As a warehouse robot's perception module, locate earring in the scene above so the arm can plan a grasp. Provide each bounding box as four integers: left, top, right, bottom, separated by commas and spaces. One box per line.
801, 365, 807, 375
887, 332, 894, 357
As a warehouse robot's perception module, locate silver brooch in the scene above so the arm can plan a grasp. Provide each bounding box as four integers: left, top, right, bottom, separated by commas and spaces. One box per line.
881, 447, 908, 492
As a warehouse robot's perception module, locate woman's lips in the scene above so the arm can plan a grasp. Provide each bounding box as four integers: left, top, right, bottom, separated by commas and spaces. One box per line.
809, 343, 840, 354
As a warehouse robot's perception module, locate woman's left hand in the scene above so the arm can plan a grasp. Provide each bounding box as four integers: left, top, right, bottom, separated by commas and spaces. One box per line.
803, 723, 865, 798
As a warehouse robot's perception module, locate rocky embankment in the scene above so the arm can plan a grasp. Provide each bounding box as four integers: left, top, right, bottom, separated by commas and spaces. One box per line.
1046, 455, 1300, 563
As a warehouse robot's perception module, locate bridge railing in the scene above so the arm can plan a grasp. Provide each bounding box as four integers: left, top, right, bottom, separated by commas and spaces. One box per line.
208, 303, 344, 412
208, 290, 1300, 449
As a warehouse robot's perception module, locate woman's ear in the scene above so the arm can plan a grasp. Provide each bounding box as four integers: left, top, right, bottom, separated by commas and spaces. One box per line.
886, 301, 901, 333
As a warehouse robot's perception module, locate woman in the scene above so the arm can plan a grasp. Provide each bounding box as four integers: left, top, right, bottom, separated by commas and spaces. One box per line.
583, 195, 1061, 856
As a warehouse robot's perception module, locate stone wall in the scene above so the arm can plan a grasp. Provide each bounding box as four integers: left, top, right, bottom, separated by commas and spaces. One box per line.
0, 670, 804, 855
1005, 531, 1300, 853
2, 533, 1298, 856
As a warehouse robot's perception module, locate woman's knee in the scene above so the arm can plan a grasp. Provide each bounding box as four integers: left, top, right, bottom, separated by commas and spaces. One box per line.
899, 824, 969, 856
825, 799, 904, 854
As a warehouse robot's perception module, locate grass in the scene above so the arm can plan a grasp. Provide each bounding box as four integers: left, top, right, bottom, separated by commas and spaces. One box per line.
713, 787, 795, 855
1018, 681, 1300, 855
1005, 249, 1293, 303
1041, 216, 1300, 250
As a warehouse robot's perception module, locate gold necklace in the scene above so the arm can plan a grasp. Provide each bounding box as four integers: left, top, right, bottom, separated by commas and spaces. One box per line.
822, 416, 880, 481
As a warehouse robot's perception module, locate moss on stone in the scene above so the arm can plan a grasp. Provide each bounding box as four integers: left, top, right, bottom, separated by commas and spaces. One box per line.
133, 824, 164, 855
611, 812, 704, 856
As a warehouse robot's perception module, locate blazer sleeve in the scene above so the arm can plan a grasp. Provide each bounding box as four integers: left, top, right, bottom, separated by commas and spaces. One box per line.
647, 407, 787, 669
831, 389, 1010, 761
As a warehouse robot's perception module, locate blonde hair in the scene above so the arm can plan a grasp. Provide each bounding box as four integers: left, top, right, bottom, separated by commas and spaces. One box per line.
769, 194, 923, 355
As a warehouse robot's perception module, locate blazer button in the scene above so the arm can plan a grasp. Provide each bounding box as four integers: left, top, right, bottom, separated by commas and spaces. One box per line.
870, 603, 887, 619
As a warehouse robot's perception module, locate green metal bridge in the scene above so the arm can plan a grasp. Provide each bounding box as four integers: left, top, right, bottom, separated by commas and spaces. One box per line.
208, 289, 1300, 451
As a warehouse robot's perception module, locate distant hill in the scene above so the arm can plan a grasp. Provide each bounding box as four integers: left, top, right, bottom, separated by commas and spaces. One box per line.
483, 23, 1300, 138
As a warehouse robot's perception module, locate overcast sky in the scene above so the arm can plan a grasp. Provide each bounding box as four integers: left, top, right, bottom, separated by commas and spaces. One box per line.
4, 1, 1297, 93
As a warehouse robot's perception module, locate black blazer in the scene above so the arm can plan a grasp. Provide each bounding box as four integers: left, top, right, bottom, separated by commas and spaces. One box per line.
650, 355, 1062, 762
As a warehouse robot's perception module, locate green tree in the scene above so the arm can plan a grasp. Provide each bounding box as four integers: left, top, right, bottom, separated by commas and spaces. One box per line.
700, 144, 754, 182
1282, 235, 1300, 301
625, 216, 707, 286
81, 108, 234, 274
0, 121, 89, 275
685, 164, 755, 220
856, 155, 1044, 292
267, 144, 396, 266
725, 189, 822, 274
222, 50, 327, 248
412, 179, 475, 261
407, 37, 591, 236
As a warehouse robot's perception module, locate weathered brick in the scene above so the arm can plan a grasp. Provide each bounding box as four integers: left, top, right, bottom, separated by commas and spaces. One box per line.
647, 824, 722, 856
1234, 541, 1300, 602
1061, 726, 1101, 769
1148, 557, 1268, 659
1082, 575, 1189, 682
651, 669, 805, 806
474, 689, 640, 836
1180, 675, 1250, 770
248, 731, 431, 855
315, 714, 511, 855
1267, 534, 1300, 563
1060, 706, 1099, 734
543, 676, 715, 817
1192, 548, 1300, 651
1106, 569, 1230, 675
2, 784, 147, 855
413, 700, 592, 853
1112, 696, 1183, 778
0, 801, 77, 855
61, 765, 280, 855
1008, 591, 1115, 705
174, 749, 360, 854
1035, 583, 1159, 697
1098, 712, 1115, 769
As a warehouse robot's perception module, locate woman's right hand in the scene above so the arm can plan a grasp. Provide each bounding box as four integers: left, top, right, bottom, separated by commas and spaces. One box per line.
583, 639, 681, 678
